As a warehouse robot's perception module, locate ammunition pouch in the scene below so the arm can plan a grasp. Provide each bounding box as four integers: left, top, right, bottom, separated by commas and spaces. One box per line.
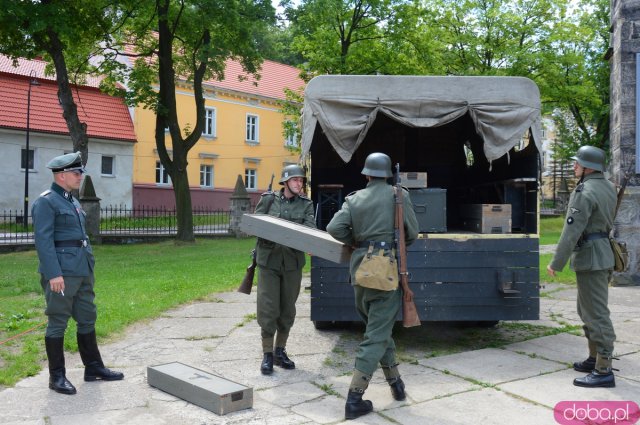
610, 237, 629, 272
355, 243, 399, 291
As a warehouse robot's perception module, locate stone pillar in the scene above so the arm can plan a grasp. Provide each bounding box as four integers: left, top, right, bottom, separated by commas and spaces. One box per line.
610, 0, 640, 285
79, 175, 102, 245
229, 174, 252, 237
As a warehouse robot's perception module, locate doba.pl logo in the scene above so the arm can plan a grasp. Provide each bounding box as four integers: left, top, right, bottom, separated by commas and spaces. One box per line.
555, 401, 640, 425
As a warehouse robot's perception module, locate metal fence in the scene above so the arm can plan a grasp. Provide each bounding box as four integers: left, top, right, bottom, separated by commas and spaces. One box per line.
0, 206, 232, 245
100, 205, 232, 236
0, 209, 33, 244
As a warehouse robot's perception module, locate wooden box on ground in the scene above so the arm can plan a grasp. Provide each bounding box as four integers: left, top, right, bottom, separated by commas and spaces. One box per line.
147, 362, 252, 415
408, 188, 447, 233
460, 204, 512, 234
240, 214, 353, 263
399, 172, 428, 188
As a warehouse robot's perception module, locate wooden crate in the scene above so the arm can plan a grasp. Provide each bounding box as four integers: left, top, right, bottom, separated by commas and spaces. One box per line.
147, 362, 252, 415
460, 203, 511, 218
399, 172, 428, 188
460, 204, 512, 234
462, 217, 512, 234
240, 214, 353, 263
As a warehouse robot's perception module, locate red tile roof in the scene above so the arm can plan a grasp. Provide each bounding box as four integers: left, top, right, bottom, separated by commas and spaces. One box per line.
121, 43, 304, 100
214, 58, 305, 100
0, 56, 135, 142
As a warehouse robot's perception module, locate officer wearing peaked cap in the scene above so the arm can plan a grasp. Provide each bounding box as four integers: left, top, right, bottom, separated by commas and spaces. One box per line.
254, 164, 315, 375
32, 151, 123, 395
547, 146, 617, 388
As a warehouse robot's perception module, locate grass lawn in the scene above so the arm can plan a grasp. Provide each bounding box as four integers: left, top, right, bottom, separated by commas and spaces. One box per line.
0, 218, 575, 388
540, 215, 564, 245
0, 238, 257, 387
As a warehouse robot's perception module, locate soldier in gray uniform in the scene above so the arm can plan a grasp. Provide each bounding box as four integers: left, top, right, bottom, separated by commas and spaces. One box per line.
547, 146, 617, 388
32, 152, 123, 395
255, 164, 315, 375
327, 153, 419, 420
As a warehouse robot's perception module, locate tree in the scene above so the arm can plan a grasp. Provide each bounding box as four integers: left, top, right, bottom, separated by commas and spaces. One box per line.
283, 0, 407, 75
102, 0, 274, 242
0, 0, 125, 164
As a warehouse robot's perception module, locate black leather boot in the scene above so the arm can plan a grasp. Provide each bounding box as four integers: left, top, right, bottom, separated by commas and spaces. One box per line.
77, 331, 124, 382
573, 356, 596, 373
274, 347, 295, 369
389, 377, 406, 401
45, 336, 76, 395
573, 354, 615, 388
345, 390, 373, 420
573, 370, 616, 388
345, 369, 373, 420
261, 352, 274, 375
382, 364, 406, 401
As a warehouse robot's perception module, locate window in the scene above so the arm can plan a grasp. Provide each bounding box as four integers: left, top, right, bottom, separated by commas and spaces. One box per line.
156, 161, 171, 185
203, 107, 216, 137
245, 168, 256, 190
101, 155, 114, 176
246, 114, 259, 143
21, 148, 34, 171
200, 164, 213, 187
284, 128, 297, 148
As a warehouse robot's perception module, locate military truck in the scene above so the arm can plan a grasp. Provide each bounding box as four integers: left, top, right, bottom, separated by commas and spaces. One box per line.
300, 75, 542, 328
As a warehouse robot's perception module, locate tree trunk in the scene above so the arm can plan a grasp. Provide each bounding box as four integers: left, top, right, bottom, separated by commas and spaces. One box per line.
45, 29, 90, 163
172, 168, 195, 243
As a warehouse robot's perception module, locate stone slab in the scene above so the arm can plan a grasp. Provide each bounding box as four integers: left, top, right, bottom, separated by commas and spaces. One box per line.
498, 368, 640, 409
419, 347, 565, 385
505, 332, 640, 364
383, 388, 553, 425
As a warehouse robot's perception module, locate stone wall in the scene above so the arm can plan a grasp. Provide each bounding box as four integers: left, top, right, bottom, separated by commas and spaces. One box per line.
610, 0, 640, 285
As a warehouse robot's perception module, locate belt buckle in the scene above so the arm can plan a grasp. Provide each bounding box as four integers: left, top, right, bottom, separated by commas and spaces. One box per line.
82, 240, 87, 247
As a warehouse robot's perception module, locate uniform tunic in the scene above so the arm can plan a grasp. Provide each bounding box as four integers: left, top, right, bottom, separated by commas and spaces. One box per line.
550, 172, 617, 356
32, 183, 97, 338
327, 179, 419, 374
255, 188, 315, 345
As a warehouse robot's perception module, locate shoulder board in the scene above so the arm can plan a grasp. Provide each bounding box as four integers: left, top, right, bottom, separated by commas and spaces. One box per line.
40, 190, 52, 197
575, 183, 584, 193
346, 190, 358, 198
261, 191, 276, 197
298, 194, 311, 201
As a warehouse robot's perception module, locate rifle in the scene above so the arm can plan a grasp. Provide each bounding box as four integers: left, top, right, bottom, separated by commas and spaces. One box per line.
394, 164, 421, 327
237, 173, 275, 294
237, 249, 257, 294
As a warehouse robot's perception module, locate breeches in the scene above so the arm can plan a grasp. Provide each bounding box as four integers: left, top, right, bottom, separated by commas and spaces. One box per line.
353, 285, 401, 375
256, 266, 302, 337
576, 269, 616, 356
41, 274, 97, 338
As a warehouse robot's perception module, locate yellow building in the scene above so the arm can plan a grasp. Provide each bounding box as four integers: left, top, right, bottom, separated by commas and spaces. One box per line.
131, 59, 305, 209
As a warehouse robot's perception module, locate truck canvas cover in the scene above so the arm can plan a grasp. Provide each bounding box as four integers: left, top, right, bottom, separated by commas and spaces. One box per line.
301, 75, 542, 165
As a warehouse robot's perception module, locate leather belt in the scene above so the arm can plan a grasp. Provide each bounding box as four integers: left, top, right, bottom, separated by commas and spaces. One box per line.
357, 241, 395, 249
582, 232, 608, 241
54, 240, 87, 248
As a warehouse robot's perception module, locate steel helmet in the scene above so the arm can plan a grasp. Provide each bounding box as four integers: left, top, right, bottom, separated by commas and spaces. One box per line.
279, 164, 306, 184
361, 152, 393, 178
572, 146, 606, 172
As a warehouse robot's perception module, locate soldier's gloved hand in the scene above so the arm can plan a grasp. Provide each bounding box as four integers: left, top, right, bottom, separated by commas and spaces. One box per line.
49, 276, 65, 294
